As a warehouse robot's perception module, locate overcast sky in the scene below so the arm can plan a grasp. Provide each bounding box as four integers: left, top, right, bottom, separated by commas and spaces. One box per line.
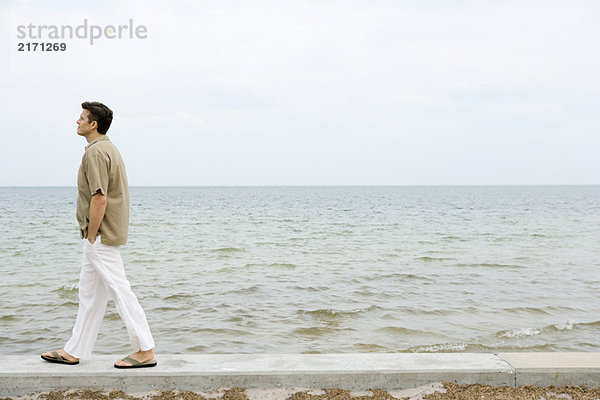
1, 0, 599, 186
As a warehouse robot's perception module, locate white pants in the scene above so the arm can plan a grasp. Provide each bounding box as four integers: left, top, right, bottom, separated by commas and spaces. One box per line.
64, 237, 155, 359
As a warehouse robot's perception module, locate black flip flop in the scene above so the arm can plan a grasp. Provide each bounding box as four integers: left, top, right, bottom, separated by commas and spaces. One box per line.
114, 356, 157, 369
41, 350, 79, 365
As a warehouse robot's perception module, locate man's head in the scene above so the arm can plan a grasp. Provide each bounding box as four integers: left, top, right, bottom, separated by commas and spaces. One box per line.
78, 101, 113, 136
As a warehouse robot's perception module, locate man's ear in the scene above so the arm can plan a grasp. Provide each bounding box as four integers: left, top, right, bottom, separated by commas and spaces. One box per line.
90, 120, 98, 130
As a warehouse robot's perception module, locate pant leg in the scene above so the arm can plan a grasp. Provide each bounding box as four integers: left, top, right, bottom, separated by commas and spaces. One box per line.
84, 239, 155, 352
64, 240, 110, 359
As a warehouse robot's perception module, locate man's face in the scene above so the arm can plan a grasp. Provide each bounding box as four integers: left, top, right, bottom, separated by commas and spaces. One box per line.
77, 109, 96, 136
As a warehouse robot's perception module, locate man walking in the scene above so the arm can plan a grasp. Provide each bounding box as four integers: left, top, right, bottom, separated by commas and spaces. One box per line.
42, 102, 156, 369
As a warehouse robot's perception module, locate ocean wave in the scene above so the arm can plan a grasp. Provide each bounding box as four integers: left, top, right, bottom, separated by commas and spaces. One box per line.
150, 305, 180, 312
186, 345, 208, 352
552, 320, 574, 331
104, 310, 121, 321
415, 256, 454, 262
212, 247, 245, 253
56, 301, 78, 307
410, 343, 467, 352
497, 319, 593, 339
402, 308, 453, 316
299, 306, 379, 319
377, 326, 431, 336
574, 320, 600, 328
351, 343, 391, 351
497, 327, 542, 338
163, 293, 196, 301
52, 284, 78, 295
384, 252, 401, 258
268, 263, 297, 269
245, 263, 297, 269
441, 235, 469, 242
489, 343, 560, 352
225, 285, 262, 295
456, 263, 524, 269
191, 327, 251, 336
458, 342, 560, 352
352, 289, 388, 297
530, 233, 551, 238
292, 326, 337, 337
503, 306, 553, 315
361, 273, 434, 283
293, 285, 329, 292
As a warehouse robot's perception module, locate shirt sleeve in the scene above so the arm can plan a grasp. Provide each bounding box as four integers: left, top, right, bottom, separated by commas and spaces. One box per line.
85, 151, 109, 196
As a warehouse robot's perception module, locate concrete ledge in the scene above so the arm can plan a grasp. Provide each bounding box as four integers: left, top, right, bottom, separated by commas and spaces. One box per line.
2, 353, 599, 396
499, 352, 600, 387
1, 353, 513, 396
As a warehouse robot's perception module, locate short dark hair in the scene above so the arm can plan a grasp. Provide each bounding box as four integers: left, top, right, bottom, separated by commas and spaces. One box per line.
81, 101, 113, 134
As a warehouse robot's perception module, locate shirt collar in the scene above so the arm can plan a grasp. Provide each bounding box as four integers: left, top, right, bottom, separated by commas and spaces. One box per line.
85, 135, 110, 150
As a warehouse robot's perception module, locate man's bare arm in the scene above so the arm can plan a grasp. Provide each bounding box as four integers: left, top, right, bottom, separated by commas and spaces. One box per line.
88, 192, 107, 243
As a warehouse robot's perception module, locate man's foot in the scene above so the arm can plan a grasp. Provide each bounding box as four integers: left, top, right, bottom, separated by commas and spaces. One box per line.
41, 349, 79, 364
114, 349, 155, 367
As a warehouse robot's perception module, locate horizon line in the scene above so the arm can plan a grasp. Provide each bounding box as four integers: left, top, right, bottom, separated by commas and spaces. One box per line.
1, 184, 599, 188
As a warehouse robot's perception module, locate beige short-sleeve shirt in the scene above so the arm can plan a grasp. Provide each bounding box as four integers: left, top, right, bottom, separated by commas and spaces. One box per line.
76, 136, 130, 246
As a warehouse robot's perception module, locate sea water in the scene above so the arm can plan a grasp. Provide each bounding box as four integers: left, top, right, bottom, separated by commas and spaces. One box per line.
0, 186, 599, 355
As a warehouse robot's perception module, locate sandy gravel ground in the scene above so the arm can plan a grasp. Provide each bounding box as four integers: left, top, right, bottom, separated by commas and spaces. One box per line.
2, 383, 600, 400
